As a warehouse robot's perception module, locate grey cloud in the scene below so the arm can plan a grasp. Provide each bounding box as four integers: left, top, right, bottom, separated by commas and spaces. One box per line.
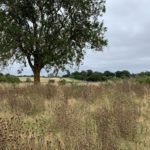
80, 0, 150, 73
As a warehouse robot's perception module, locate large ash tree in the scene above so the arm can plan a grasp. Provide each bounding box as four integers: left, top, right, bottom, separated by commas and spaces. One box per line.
0, 0, 107, 84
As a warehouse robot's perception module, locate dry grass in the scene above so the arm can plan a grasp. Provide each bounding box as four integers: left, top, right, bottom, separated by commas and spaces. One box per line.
0, 80, 150, 150
19, 77, 82, 84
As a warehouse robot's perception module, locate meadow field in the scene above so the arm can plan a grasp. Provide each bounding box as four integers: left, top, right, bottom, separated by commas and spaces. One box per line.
19, 77, 82, 84
0, 80, 150, 150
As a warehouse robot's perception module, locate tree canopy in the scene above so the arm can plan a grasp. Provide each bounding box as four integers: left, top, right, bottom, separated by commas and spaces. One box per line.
0, 0, 107, 83
63, 70, 132, 82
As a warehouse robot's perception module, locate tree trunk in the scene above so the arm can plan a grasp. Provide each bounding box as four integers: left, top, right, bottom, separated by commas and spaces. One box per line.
33, 68, 41, 84
26, 54, 42, 84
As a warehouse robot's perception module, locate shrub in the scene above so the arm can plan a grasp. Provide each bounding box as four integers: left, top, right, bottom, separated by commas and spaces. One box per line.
26, 77, 32, 83
0, 75, 21, 83
7, 75, 21, 84
58, 79, 67, 85
48, 79, 55, 84
115, 70, 131, 78
0, 76, 6, 82
0, 73, 3, 76
136, 76, 150, 84
87, 74, 107, 82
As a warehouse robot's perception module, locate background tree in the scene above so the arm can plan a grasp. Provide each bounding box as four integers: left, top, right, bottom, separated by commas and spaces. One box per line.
0, 0, 107, 83
104, 71, 115, 79
87, 69, 93, 76
115, 70, 131, 78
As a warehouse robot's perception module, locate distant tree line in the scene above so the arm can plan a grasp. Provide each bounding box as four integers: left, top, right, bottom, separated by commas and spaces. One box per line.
0, 73, 20, 83
1, 71, 150, 83
63, 70, 150, 82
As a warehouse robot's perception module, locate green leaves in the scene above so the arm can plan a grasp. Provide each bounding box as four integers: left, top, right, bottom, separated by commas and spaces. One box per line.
0, 0, 107, 77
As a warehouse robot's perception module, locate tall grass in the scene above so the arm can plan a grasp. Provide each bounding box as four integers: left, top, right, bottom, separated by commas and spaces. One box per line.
0, 80, 149, 149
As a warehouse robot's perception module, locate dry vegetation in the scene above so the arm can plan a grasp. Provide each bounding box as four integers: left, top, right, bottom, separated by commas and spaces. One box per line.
19, 77, 82, 84
0, 80, 150, 150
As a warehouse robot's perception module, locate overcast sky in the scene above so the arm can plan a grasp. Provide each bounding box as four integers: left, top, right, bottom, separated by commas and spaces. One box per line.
2, 0, 150, 75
